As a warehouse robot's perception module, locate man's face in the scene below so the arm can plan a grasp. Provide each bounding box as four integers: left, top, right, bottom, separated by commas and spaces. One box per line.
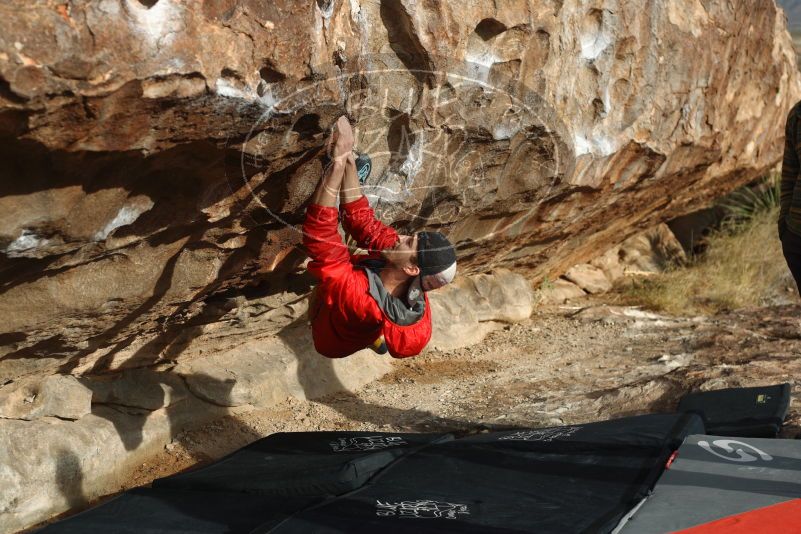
382, 234, 419, 274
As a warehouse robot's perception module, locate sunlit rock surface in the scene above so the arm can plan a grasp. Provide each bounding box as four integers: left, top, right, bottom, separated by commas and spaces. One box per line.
0, 0, 798, 382
0, 1, 799, 531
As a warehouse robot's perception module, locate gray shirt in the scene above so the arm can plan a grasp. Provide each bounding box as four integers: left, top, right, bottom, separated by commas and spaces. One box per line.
360, 259, 425, 326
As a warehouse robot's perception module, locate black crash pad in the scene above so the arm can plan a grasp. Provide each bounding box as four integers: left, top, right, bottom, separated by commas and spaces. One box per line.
268, 413, 704, 533
153, 431, 453, 497
677, 383, 791, 437
36, 487, 318, 534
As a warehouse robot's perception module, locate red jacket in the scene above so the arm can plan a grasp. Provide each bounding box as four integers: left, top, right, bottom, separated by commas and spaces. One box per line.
303, 195, 432, 358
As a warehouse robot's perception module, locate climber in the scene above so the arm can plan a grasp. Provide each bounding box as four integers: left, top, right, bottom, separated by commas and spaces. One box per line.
780, 101, 801, 296
303, 116, 457, 358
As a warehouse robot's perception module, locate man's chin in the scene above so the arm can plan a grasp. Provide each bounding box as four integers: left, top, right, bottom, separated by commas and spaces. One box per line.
381, 255, 402, 269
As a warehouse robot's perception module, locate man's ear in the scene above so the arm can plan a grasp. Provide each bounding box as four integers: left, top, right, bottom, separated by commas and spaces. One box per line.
403, 264, 420, 277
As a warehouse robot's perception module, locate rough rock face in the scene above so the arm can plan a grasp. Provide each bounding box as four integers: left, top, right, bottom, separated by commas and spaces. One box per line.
0, 0, 799, 531
0, 0, 798, 383
0, 375, 91, 421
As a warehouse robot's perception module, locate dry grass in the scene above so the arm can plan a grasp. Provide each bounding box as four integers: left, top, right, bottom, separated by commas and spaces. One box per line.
615, 208, 792, 315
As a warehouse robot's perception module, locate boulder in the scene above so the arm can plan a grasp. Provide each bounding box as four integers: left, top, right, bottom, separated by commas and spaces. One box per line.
564, 264, 613, 294
619, 223, 688, 274
176, 321, 392, 407
0, 375, 91, 421
80, 369, 188, 411
0, 398, 230, 534
536, 278, 588, 305
0, 0, 797, 383
428, 269, 533, 351
590, 247, 626, 283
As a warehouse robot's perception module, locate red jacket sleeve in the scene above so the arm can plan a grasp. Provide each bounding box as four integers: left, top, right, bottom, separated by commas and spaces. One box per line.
303, 203, 351, 282
340, 196, 399, 253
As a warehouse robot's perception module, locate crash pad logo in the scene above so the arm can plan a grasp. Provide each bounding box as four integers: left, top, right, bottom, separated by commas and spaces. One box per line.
329, 435, 408, 452
755, 393, 771, 405
499, 425, 582, 442
697, 439, 773, 463
375, 499, 470, 519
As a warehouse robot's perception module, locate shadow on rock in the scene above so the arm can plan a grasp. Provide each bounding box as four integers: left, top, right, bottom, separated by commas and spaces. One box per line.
54, 448, 87, 510
281, 317, 523, 436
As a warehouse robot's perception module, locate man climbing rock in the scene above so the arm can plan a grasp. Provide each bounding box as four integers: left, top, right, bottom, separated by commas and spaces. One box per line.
780, 102, 801, 296
303, 116, 457, 358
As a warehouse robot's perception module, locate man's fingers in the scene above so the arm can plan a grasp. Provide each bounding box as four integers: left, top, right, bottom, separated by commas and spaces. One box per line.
332, 118, 354, 159
336, 115, 352, 134
335, 116, 354, 143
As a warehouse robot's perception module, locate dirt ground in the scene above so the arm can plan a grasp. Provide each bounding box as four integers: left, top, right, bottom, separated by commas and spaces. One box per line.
126, 298, 801, 489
